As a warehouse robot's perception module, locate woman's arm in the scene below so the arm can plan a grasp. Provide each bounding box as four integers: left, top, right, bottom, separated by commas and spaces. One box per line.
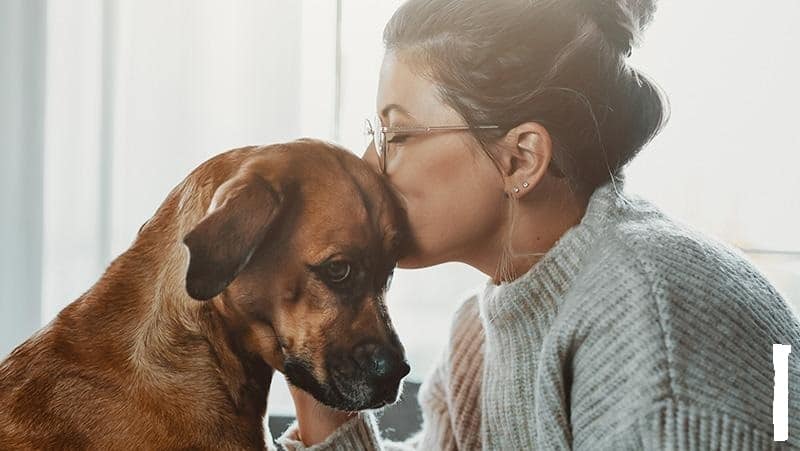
288, 386, 357, 445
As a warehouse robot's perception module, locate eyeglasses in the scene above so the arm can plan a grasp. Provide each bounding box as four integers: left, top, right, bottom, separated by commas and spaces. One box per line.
364, 116, 500, 173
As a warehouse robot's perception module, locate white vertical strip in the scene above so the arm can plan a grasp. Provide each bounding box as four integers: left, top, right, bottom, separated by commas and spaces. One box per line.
773, 344, 791, 442
98, 0, 117, 267
333, 0, 342, 143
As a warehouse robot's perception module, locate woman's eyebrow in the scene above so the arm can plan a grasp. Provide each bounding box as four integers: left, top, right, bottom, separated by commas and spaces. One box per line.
380, 103, 418, 121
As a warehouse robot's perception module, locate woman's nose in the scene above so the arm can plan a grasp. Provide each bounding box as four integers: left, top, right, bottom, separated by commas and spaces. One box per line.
361, 142, 381, 173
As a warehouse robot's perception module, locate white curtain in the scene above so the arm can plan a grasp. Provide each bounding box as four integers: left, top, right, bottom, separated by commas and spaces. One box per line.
0, 0, 46, 359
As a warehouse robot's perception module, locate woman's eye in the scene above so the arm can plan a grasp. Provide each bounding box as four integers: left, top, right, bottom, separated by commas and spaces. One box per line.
326, 261, 351, 283
387, 134, 409, 144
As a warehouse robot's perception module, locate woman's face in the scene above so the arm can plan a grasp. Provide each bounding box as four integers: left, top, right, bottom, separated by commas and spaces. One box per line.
363, 51, 507, 269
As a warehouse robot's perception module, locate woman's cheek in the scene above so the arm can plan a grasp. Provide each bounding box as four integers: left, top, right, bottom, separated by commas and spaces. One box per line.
410, 189, 463, 264
395, 194, 442, 267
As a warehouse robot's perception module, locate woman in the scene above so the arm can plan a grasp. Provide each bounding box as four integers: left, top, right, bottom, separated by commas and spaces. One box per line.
278, 0, 800, 449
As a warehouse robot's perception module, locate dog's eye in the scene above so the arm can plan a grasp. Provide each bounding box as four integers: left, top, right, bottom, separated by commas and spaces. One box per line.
326, 261, 351, 283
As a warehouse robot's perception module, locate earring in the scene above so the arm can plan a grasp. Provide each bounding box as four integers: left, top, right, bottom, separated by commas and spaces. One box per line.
522, 181, 529, 188
513, 187, 520, 193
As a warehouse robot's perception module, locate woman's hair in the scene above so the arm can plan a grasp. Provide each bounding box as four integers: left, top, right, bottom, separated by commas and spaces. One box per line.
384, 0, 669, 199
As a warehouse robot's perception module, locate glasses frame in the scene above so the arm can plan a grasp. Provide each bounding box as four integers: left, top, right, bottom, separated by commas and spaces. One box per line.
365, 117, 500, 173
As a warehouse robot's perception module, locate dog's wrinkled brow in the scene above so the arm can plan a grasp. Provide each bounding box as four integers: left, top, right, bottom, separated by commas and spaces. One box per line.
325, 147, 409, 260
310, 245, 364, 265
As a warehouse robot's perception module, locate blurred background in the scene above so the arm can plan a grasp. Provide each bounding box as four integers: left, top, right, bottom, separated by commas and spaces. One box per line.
2, 0, 799, 437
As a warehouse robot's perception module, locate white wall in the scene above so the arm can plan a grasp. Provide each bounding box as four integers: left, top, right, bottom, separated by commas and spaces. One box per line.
626, 0, 800, 253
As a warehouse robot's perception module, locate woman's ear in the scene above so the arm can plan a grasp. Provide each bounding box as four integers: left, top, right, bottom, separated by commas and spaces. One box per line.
494, 122, 553, 198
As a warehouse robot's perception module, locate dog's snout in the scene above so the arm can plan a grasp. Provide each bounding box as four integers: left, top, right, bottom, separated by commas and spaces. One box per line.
326, 340, 410, 408
353, 342, 410, 384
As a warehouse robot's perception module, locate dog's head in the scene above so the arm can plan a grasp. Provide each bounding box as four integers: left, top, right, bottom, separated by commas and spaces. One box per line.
181, 139, 411, 410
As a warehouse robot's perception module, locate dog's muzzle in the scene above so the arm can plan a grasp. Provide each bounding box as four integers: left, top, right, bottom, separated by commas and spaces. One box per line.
329, 341, 410, 409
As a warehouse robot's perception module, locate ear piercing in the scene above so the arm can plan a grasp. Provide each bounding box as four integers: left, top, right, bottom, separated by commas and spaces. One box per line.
512, 181, 529, 194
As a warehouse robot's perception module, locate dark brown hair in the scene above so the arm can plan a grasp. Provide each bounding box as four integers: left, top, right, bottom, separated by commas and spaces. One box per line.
384, 0, 669, 198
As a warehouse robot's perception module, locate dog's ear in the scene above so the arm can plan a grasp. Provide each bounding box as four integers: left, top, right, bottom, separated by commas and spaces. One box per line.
183, 172, 281, 301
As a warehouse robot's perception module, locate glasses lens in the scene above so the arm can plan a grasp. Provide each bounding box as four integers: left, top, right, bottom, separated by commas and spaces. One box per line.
364, 118, 373, 139
364, 118, 375, 150
372, 116, 386, 172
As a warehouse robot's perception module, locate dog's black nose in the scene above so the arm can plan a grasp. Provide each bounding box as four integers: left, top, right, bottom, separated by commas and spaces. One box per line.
353, 342, 410, 385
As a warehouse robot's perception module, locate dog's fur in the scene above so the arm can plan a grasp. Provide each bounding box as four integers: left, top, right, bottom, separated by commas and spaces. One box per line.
0, 140, 410, 450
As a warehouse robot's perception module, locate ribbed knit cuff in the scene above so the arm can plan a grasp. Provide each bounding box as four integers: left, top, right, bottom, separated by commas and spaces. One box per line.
583, 397, 784, 451
276, 411, 382, 451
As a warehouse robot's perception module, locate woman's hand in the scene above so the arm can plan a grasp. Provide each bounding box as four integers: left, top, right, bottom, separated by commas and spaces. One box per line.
288, 384, 357, 445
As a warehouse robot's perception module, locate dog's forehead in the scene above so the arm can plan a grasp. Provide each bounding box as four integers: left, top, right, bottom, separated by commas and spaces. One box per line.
282, 140, 405, 261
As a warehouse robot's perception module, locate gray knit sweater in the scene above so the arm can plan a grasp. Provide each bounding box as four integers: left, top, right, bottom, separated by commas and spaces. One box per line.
277, 179, 800, 450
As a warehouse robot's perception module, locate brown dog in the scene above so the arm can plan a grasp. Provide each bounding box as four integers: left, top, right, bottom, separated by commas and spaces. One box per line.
0, 139, 411, 450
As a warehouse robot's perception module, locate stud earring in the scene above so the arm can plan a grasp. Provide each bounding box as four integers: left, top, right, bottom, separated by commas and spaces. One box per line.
522, 181, 529, 188
513, 187, 520, 193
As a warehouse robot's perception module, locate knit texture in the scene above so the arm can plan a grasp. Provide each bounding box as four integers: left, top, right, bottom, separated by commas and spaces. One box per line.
277, 178, 800, 450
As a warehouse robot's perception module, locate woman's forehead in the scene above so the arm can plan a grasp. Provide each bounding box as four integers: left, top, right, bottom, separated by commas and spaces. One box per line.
377, 51, 459, 123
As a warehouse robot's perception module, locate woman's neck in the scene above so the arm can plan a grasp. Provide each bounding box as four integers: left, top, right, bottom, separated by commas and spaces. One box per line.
467, 186, 587, 285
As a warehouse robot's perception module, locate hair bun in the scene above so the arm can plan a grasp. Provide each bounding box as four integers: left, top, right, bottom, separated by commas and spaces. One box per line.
577, 0, 658, 56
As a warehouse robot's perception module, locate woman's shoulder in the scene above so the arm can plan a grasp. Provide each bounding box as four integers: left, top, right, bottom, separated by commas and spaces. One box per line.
590, 190, 784, 305
572, 183, 774, 304
576, 191, 797, 337
561, 192, 800, 433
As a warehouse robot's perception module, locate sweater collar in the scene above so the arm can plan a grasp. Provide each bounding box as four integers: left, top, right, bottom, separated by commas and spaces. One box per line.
479, 177, 628, 326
